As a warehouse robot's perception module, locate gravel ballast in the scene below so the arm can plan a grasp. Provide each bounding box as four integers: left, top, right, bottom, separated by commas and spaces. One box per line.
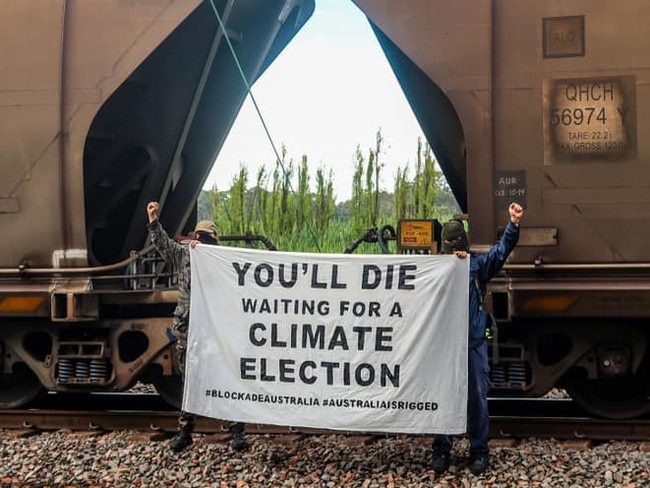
1, 431, 649, 487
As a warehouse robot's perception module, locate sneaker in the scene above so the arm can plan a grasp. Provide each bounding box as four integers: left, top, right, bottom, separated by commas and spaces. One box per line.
230, 424, 248, 451
432, 452, 450, 474
170, 429, 193, 452
470, 455, 489, 475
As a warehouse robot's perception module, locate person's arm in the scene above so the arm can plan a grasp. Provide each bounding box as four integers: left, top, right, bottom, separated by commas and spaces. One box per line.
146, 201, 184, 263
478, 202, 524, 281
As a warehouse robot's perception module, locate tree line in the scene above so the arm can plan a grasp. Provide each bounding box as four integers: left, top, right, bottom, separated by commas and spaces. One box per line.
198, 132, 459, 253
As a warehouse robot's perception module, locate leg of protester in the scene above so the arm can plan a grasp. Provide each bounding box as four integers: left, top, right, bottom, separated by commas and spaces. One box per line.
467, 342, 490, 475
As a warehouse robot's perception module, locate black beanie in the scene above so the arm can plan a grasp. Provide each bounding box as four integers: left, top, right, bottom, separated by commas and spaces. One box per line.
440, 220, 469, 254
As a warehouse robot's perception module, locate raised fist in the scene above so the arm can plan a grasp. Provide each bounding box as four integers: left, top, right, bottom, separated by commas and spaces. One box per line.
147, 201, 159, 223
509, 202, 524, 226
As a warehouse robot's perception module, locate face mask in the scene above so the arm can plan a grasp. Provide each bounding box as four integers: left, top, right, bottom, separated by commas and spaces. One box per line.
196, 232, 218, 245
440, 220, 469, 254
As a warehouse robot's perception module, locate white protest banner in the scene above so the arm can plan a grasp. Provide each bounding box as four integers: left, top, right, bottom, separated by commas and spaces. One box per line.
184, 245, 469, 434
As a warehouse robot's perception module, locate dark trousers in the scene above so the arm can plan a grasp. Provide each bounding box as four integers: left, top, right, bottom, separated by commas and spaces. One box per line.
433, 341, 490, 458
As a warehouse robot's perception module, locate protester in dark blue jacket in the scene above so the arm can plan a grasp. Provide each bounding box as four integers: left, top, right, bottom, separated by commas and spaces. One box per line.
432, 202, 524, 475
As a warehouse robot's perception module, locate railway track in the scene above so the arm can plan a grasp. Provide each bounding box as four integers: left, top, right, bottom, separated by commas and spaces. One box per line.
2, 394, 650, 441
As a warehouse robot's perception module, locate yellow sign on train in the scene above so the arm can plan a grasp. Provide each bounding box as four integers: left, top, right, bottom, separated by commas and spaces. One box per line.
397, 219, 435, 252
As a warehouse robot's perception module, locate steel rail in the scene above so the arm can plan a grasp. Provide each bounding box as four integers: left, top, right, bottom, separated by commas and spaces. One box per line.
2, 396, 649, 441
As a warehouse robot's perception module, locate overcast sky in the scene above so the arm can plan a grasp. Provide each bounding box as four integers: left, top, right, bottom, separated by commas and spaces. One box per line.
204, 0, 425, 201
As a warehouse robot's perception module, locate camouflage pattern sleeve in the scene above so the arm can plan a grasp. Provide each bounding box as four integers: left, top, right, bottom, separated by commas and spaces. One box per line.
148, 219, 192, 373
148, 220, 185, 268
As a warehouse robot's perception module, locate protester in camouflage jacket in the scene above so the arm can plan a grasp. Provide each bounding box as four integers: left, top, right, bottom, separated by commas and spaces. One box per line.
146, 201, 246, 453
147, 202, 217, 374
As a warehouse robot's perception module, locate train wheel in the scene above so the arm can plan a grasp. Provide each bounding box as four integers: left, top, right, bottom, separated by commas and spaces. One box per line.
564, 361, 650, 419
152, 374, 184, 410
0, 365, 43, 408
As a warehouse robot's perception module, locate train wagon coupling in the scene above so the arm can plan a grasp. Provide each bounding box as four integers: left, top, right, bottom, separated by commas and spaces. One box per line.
344, 219, 442, 255
344, 225, 397, 254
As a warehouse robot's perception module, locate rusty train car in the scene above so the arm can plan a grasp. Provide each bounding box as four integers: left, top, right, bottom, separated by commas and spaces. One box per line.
0, 0, 314, 409
354, 0, 650, 420
2, 0, 649, 419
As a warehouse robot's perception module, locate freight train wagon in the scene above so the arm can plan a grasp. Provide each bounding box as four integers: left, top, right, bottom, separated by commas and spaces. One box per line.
0, 0, 314, 409
354, 0, 650, 419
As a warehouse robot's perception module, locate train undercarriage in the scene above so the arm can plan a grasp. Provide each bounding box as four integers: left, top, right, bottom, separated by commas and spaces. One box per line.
0, 316, 183, 409
488, 320, 650, 419
3, 307, 650, 420
489, 265, 650, 420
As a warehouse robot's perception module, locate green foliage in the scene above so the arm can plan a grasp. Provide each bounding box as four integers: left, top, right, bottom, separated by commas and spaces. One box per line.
394, 137, 438, 220
350, 129, 386, 236
314, 165, 335, 233
351, 145, 364, 234
198, 132, 460, 253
